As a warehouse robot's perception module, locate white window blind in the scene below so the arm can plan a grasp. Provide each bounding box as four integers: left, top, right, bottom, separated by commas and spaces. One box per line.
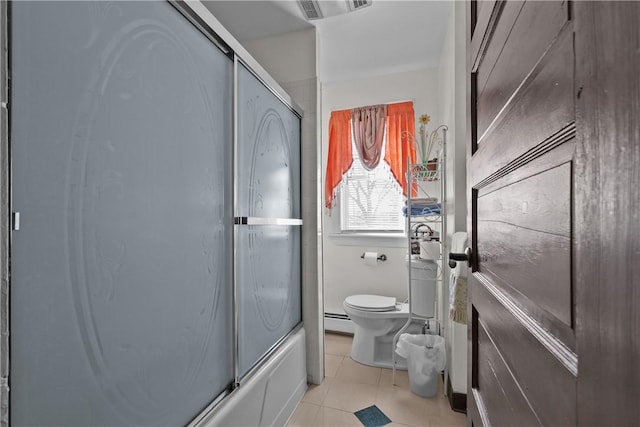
340, 140, 404, 232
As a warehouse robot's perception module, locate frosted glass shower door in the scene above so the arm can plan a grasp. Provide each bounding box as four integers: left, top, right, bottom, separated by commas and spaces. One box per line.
236, 63, 302, 378
10, 2, 233, 426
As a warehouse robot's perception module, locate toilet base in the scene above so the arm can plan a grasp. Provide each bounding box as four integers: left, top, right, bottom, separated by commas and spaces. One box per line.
351, 320, 424, 369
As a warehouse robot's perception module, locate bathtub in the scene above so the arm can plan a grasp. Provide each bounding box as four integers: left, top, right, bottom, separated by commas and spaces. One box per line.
191, 327, 307, 427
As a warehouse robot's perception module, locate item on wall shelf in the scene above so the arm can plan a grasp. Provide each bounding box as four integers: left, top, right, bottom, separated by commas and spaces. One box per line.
424, 125, 447, 164
411, 222, 438, 241
410, 160, 439, 182
413, 114, 446, 165
417, 113, 431, 162
410, 222, 433, 254
402, 202, 441, 217
412, 197, 438, 204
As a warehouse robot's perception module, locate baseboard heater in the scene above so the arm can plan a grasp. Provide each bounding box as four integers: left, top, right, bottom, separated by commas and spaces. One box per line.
324, 312, 355, 334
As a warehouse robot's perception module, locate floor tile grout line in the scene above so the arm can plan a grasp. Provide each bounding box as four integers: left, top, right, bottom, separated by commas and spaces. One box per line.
289, 333, 466, 427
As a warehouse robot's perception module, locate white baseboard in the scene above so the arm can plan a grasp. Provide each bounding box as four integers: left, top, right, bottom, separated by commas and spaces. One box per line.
324, 314, 355, 334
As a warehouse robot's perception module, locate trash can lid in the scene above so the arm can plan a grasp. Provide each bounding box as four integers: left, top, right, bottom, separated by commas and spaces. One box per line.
344, 294, 397, 311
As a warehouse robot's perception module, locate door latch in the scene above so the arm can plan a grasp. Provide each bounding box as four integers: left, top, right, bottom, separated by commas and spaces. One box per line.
449, 247, 471, 268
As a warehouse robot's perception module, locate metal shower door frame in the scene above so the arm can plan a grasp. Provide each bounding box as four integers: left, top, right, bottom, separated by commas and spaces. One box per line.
0, 1, 304, 425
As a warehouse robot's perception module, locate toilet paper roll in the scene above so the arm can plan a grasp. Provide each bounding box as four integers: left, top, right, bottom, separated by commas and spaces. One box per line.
363, 251, 379, 266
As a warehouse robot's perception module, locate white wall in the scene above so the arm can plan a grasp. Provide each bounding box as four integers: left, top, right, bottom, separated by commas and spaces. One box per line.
436, 0, 468, 396
321, 68, 441, 315
243, 28, 324, 385
243, 29, 316, 83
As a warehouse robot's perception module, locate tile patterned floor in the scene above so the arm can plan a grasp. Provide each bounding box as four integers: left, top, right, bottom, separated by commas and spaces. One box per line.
286, 333, 467, 427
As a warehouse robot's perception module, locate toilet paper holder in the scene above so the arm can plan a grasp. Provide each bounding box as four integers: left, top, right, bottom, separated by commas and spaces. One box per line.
360, 253, 387, 261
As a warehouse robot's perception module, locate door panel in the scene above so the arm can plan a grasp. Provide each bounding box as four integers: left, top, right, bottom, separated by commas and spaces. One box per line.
236, 225, 301, 377
473, 277, 576, 426
475, 1, 569, 139
470, 0, 499, 61
471, 10, 574, 185
477, 162, 572, 327
476, 318, 541, 426
467, 1, 577, 425
235, 63, 301, 220
10, 2, 233, 425
235, 63, 302, 378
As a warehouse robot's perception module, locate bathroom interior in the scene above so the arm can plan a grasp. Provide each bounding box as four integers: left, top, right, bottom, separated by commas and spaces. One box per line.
2, 0, 470, 426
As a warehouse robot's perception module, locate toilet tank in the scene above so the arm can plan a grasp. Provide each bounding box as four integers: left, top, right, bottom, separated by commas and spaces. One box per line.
407, 257, 438, 317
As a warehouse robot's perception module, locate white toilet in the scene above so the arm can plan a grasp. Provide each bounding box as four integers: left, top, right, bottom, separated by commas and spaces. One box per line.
343, 259, 438, 369
343, 294, 423, 369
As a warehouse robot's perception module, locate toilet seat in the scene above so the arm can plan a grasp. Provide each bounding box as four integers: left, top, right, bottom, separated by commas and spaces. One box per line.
344, 294, 397, 312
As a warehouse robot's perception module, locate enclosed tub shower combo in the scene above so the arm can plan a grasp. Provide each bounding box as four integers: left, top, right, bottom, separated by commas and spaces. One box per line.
7, 2, 305, 426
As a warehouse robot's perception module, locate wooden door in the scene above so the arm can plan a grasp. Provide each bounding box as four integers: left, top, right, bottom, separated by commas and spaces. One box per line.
574, 2, 640, 426
466, 1, 640, 426
467, 1, 577, 425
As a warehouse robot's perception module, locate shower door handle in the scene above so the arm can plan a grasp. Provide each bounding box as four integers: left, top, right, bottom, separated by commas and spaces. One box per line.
234, 217, 303, 226
448, 247, 471, 268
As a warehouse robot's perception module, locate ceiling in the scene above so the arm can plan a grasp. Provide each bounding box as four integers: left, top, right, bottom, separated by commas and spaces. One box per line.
203, 0, 453, 83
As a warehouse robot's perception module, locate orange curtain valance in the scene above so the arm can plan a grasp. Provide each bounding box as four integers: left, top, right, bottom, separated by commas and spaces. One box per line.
384, 101, 416, 197
325, 109, 353, 209
325, 101, 416, 211
352, 105, 387, 170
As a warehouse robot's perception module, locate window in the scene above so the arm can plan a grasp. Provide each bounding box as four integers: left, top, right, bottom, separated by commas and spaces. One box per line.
340, 140, 405, 232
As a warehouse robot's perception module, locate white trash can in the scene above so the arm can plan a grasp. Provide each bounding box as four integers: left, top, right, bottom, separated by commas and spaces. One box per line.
395, 333, 446, 398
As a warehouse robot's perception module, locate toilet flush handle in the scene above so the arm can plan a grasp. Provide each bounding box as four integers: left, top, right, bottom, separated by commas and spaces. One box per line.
448, 247, 471, 269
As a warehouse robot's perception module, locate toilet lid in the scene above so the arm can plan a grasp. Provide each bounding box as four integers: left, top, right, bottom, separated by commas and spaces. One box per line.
344, 295, 397, 312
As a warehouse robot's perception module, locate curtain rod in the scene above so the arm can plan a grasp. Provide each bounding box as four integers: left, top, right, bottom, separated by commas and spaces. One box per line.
332, 98, 414, 112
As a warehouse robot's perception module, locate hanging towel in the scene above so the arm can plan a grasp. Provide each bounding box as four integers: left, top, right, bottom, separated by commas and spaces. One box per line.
449, 231, 468, 324
449, 274, 467, 324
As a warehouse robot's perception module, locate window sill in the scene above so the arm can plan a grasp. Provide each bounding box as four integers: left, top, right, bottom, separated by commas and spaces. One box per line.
328, 232, 406, 247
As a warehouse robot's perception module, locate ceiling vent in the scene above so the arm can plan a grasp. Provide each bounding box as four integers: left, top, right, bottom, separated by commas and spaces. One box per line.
347, 0, 372, 12
298, 0, 324, 20
297, 0, 372, 21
